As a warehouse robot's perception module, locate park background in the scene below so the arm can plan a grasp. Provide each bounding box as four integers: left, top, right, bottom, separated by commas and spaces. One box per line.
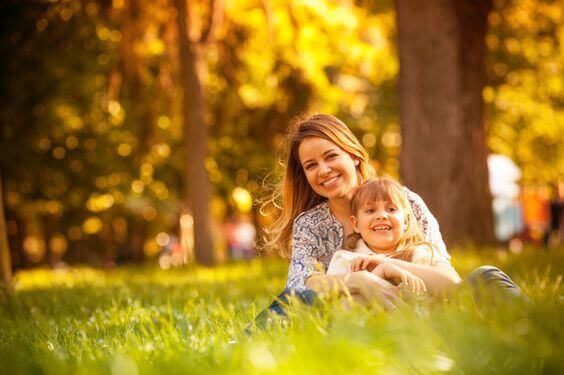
0, 0, 562, 373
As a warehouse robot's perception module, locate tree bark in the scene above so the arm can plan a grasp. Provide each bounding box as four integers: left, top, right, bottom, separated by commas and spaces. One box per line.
396, 0, 495, 246
175, 0, 215, 265
0, 171, 13, 292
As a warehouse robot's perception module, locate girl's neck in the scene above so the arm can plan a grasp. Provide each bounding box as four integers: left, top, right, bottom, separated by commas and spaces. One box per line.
363, 239, 399, 256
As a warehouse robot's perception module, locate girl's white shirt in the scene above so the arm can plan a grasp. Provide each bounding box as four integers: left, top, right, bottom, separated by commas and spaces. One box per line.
326, 239, 452, 276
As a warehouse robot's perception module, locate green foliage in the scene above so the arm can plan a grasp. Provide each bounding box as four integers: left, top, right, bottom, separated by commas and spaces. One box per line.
0, 247, 562, 373
486, 0, 564, 184
0, 0, 561, 265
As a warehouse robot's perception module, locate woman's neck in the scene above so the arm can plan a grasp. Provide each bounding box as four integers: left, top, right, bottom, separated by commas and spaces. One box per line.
328, 196, 352, 220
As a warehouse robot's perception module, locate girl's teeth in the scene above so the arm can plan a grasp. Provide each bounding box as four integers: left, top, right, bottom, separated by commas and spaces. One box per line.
373, 226, 390, 231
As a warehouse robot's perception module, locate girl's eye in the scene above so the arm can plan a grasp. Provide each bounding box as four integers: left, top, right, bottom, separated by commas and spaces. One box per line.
364, 208, 375, 214
387, 206, 397, 212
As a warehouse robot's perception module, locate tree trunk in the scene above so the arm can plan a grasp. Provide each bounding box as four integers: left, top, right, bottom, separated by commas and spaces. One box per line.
175, 0, 215, 265
396, 0, 495, 246
0, 171, 13, 292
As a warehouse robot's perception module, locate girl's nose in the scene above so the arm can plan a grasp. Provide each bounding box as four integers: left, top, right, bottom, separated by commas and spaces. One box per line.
375, 210, 388, 220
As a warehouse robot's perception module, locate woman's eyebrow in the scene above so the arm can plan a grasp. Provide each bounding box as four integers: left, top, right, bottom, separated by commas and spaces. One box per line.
323, 148, 338, 155
301, 149, 338, 166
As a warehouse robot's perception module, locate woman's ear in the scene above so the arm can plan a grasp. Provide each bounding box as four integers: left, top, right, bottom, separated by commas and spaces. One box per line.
354, 158, 360, 166
350, 215, 359, 233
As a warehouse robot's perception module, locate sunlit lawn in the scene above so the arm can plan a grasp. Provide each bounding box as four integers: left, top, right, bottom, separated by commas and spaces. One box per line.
1, 246, 562, 374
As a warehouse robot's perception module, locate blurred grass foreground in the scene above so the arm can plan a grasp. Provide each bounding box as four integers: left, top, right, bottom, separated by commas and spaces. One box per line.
1, 246, 562, 374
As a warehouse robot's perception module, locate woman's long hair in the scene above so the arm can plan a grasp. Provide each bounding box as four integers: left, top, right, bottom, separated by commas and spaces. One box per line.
262, 114, 375, 259
346, 178, 436, 261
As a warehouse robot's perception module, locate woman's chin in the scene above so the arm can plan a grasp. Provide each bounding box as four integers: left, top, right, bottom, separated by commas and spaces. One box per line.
319, 184, 353, 200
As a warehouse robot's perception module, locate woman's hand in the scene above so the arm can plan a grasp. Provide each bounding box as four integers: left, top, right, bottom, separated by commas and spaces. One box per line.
372, 263, 427, 295
351, 254, 386, 272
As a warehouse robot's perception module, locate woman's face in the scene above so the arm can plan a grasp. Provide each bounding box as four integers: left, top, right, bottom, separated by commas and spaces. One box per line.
297, 137, 360, 201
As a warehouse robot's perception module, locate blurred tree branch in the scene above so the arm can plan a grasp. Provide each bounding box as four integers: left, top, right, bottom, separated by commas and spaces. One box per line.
0, 170, 13, 293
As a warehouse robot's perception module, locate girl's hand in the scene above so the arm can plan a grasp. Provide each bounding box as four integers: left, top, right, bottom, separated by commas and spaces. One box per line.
351, 254, 386, 272
372, 263, 427, 295
344, 271, 398, 309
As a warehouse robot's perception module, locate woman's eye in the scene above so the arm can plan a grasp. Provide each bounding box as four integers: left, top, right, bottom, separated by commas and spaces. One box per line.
327, 153, 338, 160
304, 164, 315, 170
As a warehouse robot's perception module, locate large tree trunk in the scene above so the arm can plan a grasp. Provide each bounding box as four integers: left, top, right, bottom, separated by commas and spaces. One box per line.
0, 171, 13, 292
396, 0, 495, 246
175, 0, 215, 265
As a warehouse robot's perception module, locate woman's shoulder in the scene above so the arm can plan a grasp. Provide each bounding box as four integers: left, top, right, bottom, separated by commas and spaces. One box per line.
402, 186, 432, 221
402, 186, 425, 206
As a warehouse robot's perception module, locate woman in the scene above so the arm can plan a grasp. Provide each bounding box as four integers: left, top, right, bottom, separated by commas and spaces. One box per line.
263, 114, 449, 302
254, 114, 522, 325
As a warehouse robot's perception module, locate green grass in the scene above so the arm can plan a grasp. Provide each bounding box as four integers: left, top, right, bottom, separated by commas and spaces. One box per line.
1, 246, 562, 374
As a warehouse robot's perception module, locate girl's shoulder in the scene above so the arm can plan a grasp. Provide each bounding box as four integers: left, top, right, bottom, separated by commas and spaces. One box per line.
410, 244, 453, 267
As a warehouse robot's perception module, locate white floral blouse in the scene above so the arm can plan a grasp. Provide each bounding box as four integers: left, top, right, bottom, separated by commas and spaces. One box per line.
286, 187, 449, 290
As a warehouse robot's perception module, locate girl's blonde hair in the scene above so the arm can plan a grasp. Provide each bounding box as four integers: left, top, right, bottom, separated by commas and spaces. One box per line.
347, 178, 435, 261
263, 114, 375, 259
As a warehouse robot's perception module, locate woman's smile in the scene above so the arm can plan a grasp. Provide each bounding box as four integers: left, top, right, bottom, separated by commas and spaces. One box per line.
320, 175, 340, 187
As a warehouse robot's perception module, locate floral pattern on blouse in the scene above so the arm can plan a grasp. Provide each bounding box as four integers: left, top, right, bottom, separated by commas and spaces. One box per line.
286, 187, 449, 290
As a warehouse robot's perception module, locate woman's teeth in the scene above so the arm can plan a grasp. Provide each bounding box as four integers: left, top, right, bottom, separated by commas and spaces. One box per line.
321, 176, 339, 186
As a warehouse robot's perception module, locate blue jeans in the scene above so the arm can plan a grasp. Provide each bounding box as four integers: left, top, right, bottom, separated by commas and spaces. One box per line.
249, 288, 317, 331
465, 265, 525, 304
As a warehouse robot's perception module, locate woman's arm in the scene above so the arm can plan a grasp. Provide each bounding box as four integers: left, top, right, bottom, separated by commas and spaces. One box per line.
374, 258, 461, 297
286, 213, 329, 290
306, 271, 399, 309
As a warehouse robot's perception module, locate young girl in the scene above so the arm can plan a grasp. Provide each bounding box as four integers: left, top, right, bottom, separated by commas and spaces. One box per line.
326, 178, 462, 297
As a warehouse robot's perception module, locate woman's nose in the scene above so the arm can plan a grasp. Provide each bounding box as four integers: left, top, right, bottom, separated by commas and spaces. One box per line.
318, 162, 331, 176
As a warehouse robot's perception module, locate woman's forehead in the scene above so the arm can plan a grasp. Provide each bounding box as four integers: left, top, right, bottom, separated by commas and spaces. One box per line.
298, 137, 340, 159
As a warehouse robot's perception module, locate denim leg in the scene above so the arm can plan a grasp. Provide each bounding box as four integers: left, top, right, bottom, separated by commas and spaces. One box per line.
466, 265, 524, 304
249, 288, 317, 332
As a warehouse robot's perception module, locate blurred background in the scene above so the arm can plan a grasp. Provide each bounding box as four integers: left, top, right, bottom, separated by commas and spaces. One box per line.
0, 0, 562, 274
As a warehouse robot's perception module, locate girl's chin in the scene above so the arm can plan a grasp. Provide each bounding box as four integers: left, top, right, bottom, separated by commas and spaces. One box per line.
364, 238, 396, 250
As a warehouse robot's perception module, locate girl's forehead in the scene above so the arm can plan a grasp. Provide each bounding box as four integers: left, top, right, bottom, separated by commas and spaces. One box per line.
360, 199, 396, 206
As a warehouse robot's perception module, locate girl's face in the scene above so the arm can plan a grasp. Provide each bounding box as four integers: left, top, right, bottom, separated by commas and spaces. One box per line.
351, 199, 406, 253
298, 137, 360, 201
